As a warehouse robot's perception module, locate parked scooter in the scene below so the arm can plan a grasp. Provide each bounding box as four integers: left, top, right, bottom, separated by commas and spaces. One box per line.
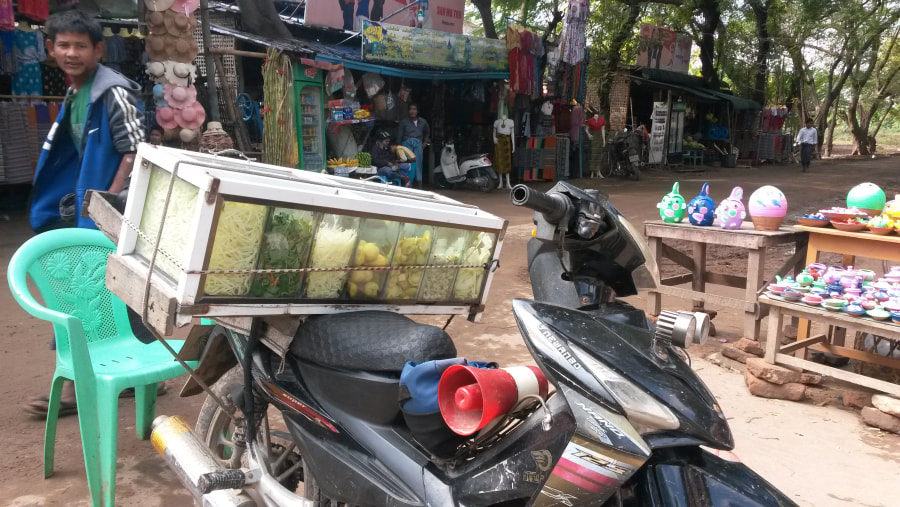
151, 183, 795, 507
605, 128, 643, 180
435, 142, 498, 192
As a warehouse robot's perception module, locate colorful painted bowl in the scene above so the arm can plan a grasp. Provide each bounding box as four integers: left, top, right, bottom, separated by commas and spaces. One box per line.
882, 300, 900, 312
867, 308, 890, 320
891, 311, 900, 324
831, 220, 867, 232
823, 298, 847, 310
795, 216, 830, 227
802, 294, 823, 306
844, 303, 866, 317
867, 226, 893, 235
768, 284, 786, 295
861, 299, 878, 311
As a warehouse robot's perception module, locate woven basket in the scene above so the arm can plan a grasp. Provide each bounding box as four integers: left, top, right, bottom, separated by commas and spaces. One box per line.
750, 215, 784, 231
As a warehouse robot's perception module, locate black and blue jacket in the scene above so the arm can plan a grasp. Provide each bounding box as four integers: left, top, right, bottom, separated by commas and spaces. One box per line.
30, 64, 144, 231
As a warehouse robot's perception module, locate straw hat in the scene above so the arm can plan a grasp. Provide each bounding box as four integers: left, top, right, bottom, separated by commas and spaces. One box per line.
147, 11, 168, 35
163, 84, 197, 109
145, 0, 176, 11
156, 106, 179, 129
170, 0, 200, 15
164, 61, 195, 87
146, 34, 168, 61
163, 127, 180, 141
204, 121, 227, 135
146, 34, 198, 63
164, 11, 196, 36
175, 101, 206, 130
152, 83, 168, 108
146, 61, 166, 83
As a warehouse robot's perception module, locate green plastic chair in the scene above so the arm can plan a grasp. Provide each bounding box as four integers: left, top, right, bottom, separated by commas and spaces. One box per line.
7, 228, 196, 507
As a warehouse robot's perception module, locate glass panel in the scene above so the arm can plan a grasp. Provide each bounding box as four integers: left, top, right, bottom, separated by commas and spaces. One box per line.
136, 165, 199, 280
300, 86, 324, 170
386, 224, 433, 300
452, 231, 497, 302
347, 219, 401, 300
250, 207, 317, 298
419, 227, 467, 302
204, 201, 269, 296
303, 213, 360, 299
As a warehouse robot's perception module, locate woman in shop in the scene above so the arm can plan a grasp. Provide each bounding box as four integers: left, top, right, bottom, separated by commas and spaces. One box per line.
397, 103, 430, 187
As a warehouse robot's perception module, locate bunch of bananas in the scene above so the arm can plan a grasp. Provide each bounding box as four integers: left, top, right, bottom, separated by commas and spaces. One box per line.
356, 152, 372, 167
353, 109, 370, 119
327, 157, 360, 168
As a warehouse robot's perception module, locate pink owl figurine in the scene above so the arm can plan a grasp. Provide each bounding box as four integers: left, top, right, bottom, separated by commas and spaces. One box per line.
716, 186, 746, 230
688, 182, 716, 226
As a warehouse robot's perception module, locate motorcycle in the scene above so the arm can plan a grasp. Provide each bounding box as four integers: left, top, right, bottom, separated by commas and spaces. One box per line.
602, 129, 642, 181
152, 182, 795, 507
434, 141, 498, 192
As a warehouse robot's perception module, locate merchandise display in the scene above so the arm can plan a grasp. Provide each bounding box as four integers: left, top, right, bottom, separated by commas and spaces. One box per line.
687, 182, 716, 226
715, 186, 746, 229
748, 185, 787, 231
656, 182, 687, 223
846, 182, 886, 215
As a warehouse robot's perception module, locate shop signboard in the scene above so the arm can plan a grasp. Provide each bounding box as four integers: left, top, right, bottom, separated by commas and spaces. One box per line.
649, 101, 668, 164
636, 24, 692, 74
361, 21, 509, 72
305, 0, 465, 34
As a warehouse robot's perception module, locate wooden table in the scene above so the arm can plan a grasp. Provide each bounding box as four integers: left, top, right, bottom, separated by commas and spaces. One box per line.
795, 225, 900, 341
645, 220, 808, 339
760, 295, 900, 397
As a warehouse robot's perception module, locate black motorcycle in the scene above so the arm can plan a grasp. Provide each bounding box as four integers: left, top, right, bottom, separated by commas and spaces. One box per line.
152, 183, 795, 506
601, 129, 642, 181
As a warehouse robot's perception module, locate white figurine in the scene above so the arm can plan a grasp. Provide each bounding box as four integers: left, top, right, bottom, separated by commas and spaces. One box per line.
493, 112, 516, 189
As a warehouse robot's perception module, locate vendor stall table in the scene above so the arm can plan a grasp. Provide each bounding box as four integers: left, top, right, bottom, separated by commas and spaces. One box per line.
795, 225, 900, 340
760, 295, 900, 397
645, 220, 808, 340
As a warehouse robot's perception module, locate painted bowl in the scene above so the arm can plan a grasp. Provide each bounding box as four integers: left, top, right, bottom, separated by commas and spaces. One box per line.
867, 226, 893, 236
830, 221, 867, 232
795, 285, 811, 293
861, 300, 878, 310
891, 311, 900, 324
867, 308, 890, 320
802, 294, 823, 306
821, 211, 865, 222
768, 284, 786, 294
882, 300, 900, 312
795, 216, 830, 227
845, 304, 866, 316
823, 298, 847, 309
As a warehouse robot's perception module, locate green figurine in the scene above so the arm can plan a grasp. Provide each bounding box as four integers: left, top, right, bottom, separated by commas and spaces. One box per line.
657, 182, 687, 223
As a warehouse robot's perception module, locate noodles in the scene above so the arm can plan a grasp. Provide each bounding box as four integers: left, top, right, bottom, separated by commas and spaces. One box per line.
136, 166, 199, 279
204, 202, 268, 296
453, 232, 495, 300
305, 219, 358, 298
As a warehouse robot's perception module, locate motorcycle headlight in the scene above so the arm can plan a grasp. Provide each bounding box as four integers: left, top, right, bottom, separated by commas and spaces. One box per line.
570, 343, 679, 434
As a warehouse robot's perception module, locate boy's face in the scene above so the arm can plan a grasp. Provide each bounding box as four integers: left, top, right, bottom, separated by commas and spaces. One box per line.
48, 31, 103, 82
150, 130, 163, 145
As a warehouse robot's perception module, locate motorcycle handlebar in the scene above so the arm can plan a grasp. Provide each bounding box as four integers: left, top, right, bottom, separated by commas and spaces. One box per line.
510, 184, 572, 225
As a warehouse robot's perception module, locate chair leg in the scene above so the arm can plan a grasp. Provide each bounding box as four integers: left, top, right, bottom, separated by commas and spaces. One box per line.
134, 383, 158, 440
73, 381, 104, 507
98, 386, 121, 507
43, 375, 66, 479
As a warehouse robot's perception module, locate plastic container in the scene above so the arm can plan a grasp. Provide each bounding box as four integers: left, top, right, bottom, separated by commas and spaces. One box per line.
347, 219, 401, 300
386, 224, 434, 300
303, 213, 360, 299
419, 227, 468, 302
453, 231, 497, 302
250, 208, 317, 298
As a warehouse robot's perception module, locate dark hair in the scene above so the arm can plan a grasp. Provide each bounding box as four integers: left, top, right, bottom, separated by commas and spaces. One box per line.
46, 10, 103, 45
150, 125, 164, 134
408, 103, 418, 110
805, 118, 813, 123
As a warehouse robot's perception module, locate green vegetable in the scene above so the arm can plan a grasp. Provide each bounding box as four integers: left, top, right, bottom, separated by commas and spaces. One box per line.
250, 209, 314, 297
453, 232, 495, 301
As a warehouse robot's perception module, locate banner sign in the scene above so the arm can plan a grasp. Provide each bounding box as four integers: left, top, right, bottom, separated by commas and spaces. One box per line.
636, 24, 692, 74
305, 0, 464, 35
362, 21, 509, 72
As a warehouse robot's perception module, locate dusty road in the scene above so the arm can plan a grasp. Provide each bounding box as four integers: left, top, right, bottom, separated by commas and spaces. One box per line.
2, 154, 899, 506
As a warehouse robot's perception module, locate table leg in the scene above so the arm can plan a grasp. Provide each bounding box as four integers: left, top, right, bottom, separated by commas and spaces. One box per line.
692, 242, 707, 311
648, 236, 662, 316
797, 242, 821, 343
744, 247, 766, 339
764, 305, 782, 363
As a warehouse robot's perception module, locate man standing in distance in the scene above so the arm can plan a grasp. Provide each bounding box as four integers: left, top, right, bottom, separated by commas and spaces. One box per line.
796, 118, 817, 173
397, 103, 430, 188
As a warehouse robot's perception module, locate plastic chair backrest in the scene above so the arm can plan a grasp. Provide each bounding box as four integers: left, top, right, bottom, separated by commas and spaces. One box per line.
8, 229, 132, 369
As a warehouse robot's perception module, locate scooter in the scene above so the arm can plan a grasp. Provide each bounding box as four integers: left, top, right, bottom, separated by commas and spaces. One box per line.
607, 129, 642, 180
152, 183, 796, 507
434, 142, 498, 192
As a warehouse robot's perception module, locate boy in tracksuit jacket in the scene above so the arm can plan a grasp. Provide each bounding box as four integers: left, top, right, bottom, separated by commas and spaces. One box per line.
30, 9, 144, 233
25, 10, 146, 418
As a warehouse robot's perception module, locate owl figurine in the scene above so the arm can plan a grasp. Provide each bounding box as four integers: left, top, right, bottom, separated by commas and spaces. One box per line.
657, 182, 687, 223
716, 186, 746, 229
687, 182, 716, 226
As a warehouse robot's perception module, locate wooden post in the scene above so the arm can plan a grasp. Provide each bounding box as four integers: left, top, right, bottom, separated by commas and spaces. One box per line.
648, 236, 663, 316
744, 247, 766, 338
692, 242, 706, 311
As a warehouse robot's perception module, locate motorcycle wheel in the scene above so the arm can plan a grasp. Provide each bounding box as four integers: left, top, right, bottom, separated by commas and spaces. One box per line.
195, 366, 303, 492
434, 172, 452, 189
479, 168, 498, 193
630, 166, 641, 181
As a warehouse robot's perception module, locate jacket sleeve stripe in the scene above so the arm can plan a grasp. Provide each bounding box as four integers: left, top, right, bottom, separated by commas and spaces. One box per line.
111, 86, 143, 152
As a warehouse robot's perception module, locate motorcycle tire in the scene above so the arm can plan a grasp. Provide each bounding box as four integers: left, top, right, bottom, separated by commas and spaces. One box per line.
195, 365, 304, 493
630, 167, 641, 181
479, 167, 498, 193
434, 172, 452, 189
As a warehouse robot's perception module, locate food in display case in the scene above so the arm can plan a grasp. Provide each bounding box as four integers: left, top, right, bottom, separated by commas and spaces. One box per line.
135, 167, 199, 279
203, 202, 269, 296
347, 219, 400, 299
250, 208, 316, 297
386, 225, 433, 299
304, 214, 360, 299
419, 227, 468, 301
454, 232, 496, 301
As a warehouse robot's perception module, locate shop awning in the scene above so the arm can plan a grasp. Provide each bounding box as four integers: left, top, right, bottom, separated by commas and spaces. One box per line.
631, 67, 761, 110
705, 89, 761, 110
631, 76, 723, 103
210, 24, 509, 81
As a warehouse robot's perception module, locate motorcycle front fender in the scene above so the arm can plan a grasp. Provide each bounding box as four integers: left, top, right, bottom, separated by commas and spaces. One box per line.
629, 447, 796, 507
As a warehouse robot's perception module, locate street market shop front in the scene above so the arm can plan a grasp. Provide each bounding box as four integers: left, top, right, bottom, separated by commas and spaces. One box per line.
609, 67, 769, 169
207, 22, 509, 185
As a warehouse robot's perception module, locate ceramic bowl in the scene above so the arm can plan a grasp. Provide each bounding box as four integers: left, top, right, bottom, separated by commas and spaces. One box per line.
795, 216, 830, 227
845, 306, 866, 317
803, 294, 823, 306
823, 298, 847, 310
867, 308, 890, 320
767, 284, 786, 294
867, 226, 893, 236
821, 211, 866, 222
830, 221, 867, 232
795, 285, 811, 293
861, 300, 878, 310
882, 300, 900, 312
891, 311, 900, 324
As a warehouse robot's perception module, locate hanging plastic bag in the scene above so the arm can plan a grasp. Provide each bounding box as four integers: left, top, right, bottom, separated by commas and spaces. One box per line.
398, 84, 411, 102
386, 90, 395, 110
361, 72, 385, 97
343, 72, 357, 97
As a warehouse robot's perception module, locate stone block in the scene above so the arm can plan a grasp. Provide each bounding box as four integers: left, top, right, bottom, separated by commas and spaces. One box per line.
733, 337, 764, 357
745, 357, 802, 385
721, 346, 751, 364
841, 389, 873, 409
861, 407, 900, 434
800, 372, 822, 385
872, 394, 900, 418
743, 368, 806, 401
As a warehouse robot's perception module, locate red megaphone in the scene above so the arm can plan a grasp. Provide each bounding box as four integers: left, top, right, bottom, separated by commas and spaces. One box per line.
438, 365, 549, 436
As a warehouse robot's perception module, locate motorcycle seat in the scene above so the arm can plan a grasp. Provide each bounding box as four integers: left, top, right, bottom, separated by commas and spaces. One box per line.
290, 311, 457, 374
458, 153, 486, 163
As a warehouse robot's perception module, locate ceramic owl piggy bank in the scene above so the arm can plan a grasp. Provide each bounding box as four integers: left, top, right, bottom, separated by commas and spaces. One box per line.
657, 182, 687, 223
716, 186, 746, 229
688, 182, 716, 226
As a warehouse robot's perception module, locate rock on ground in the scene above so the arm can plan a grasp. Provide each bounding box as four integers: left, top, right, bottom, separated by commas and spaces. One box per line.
860, 406, 900, 434
743, 368, 806, 401
746, 357, 802, 385
842, 390, 874, 409
733, 337, 764, 356
721, 346, 751, 363
872, 394, 900, 418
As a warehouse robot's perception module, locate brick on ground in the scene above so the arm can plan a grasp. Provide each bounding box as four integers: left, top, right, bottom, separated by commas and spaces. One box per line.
872, 394, 900, 418
746, 357, 803, 384
861, 406, 900, 434
721, 346, 751, 363
733, 337, 764, 356
842, 389, 874, 409
743, 368, 806, 401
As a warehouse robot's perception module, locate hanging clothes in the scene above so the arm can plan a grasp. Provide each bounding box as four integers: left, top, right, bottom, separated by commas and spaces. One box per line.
0, 31, 17, 75
12, 28, 44, 96
17, 0, 49, 21
494, 134, 512, 175
41, 64, 67, 96
561, 0, 588, 65
0, 0, 14, 31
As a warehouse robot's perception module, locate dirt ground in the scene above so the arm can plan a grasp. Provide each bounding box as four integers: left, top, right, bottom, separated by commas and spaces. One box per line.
2, 150, 900, 506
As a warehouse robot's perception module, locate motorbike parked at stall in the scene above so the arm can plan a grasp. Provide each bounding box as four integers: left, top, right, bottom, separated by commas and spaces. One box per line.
601, 128, 643, 181
152, 183, 795, 507
434, 142, 498, 192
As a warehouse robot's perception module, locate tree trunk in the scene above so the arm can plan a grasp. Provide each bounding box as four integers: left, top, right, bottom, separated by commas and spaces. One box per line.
235, 0, 292, 39
471, 0, 498, 39
696, 0, 721, 88
748, 0, 770, 107
823, 95, 839, 157
596, 1, 642, 118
